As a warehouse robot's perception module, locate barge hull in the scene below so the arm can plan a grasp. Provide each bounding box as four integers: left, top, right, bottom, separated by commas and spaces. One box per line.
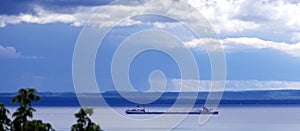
126, 111, 218, 115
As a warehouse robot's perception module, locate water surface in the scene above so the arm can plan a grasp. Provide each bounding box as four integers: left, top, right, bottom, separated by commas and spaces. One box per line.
7, 106, 300, 131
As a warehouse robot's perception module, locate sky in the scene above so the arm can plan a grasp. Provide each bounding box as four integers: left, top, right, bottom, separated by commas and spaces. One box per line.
0, 0, 300, 92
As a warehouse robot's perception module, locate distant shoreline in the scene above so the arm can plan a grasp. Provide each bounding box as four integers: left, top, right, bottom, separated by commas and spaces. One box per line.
1, 90, 300, 107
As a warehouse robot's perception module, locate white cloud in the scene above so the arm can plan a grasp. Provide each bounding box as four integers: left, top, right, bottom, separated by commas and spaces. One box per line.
169, 79, 300, 92
0, 7, 79, 27
0, 22, 5, 27
152, 22, 182, 29
0, 0, 299, 36
186, 0, 300, 34
0, 44, 23, 58
0, 44, 41, 59
184, 37, 300, 57
0, 0, 218, 29
222, 37, 300, 57
1, 0, 299, 37
0, 1, 165, 27
1, 0, 299, 46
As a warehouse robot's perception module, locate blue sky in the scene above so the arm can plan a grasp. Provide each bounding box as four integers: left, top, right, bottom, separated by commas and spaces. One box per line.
0, 0, 300, 92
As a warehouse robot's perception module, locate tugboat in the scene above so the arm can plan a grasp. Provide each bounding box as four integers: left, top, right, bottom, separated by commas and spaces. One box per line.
125, 105, 218, 115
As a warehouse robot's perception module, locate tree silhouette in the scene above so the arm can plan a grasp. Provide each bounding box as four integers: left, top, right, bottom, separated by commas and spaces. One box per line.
24, 120, 53, 131
11, 88, 54, 131
0, 103, 11, 130
71, 108, 101, 131
0, 88, 106, 131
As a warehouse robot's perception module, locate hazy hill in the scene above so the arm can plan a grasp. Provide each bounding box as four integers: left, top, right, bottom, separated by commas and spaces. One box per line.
1, 90, 300, 106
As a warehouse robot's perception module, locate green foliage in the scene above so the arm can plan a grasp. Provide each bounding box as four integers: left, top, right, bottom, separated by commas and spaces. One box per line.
24, 120, 54, 131
71, 108, 101, 131
10, 88, 54, 131
0, 103, 11, 131
1, 88, 105, 131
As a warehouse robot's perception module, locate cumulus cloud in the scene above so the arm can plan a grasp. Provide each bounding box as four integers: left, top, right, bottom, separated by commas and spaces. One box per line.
0, 6, 85, 27
0, 1, 182, 28
0, 44, 41, 59
0, 0, 228, 29
184, 37, 300, 57
186, 0, 300, 34
1, 0, 299, 37
0, 44, 23, 58
169, 79, 300, 92
222, 37, 300, 57
1, 0, 300, 46
0, 0, 299, 32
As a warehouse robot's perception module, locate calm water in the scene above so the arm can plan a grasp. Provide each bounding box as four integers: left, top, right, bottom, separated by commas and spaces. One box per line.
7, 106, 300, 131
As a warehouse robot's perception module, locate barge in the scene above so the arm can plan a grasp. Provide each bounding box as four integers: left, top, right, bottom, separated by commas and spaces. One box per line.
125, 105, 218, 115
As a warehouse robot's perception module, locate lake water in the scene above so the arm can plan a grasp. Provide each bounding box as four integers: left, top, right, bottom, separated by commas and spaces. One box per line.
7, 106, 300, 131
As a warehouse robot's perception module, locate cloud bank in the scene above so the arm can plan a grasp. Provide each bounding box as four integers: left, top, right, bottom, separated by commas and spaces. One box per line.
185, 37, 300, 57
1, 0, 299, 34
1, 0, 299, 52
0, 0, 300, 32
169, 79, 300, 92
187, 0, 300, 34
